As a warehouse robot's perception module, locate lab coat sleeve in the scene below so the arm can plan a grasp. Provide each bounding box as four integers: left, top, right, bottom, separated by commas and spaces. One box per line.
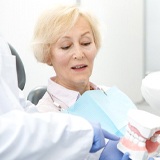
18, 88, 39, 112
0, 36, 93, 159
0, 110, 93, 160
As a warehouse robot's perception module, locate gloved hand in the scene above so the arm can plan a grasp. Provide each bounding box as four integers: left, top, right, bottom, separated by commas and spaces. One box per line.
90, 123, 119, 153
99, 140, 131, 160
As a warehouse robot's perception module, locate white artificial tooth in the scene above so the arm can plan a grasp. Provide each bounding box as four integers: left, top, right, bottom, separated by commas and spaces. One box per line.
125, 131, 130, 139
133, 137, 139, 144
133, 133, 138, 139
151, 136, 157, 142
139, 136, 146, 142
126, 128, 130, 135
130, 130, 134, 136
138, 141, 146, 147
127, 126, 132, 134
156, 135, 160, 143
129, 135, 134, 142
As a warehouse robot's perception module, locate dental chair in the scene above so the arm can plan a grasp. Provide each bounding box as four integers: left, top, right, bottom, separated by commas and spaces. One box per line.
9, 43, 46, 105
9, 44, 26, 90
27, 86, 47, 105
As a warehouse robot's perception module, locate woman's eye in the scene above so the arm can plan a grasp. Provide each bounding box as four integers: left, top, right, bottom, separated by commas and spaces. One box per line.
61, 45, 70, 50
82, 42, 91, 46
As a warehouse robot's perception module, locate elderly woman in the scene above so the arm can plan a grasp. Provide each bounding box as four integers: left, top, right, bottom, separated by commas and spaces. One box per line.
32, 5, 133, 160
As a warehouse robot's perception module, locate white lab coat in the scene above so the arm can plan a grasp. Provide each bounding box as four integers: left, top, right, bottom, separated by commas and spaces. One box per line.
0, 35, 94, 160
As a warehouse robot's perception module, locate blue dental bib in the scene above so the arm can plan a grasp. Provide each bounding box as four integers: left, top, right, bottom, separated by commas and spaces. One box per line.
63, 87, 137, 136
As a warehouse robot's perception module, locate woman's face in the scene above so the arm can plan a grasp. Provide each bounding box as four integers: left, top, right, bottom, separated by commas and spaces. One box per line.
51, 16, 97, 89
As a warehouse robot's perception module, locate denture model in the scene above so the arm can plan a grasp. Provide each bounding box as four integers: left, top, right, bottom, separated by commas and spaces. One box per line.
117, 109, 160, 160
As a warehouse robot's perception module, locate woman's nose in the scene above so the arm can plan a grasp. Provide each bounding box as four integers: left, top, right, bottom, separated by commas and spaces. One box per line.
73, 45, 84, 60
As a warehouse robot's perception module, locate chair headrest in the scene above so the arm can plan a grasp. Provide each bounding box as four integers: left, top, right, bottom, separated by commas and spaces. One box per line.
8, 44, 26, 90
27, 86, 47, 105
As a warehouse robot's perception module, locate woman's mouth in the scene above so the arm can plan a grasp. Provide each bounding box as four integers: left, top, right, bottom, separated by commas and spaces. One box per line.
71, 65, 87, 70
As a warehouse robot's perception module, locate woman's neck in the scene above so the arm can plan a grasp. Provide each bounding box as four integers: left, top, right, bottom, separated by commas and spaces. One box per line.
52, 77, 91, 95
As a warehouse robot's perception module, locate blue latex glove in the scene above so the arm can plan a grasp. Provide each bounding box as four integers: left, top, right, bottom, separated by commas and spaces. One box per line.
121, 153, 130, 160
99, 140, 131, 160
90, 123, 119, 153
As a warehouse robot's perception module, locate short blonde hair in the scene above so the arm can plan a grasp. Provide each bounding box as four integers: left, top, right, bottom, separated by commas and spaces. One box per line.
32, 5, 101, 65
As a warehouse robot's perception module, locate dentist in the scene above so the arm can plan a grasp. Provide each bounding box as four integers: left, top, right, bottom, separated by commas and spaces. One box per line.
0, 35, 125, 160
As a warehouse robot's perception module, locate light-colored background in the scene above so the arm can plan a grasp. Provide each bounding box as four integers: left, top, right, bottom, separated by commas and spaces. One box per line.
145, 0, 160, 74
0, 0, 160, 114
